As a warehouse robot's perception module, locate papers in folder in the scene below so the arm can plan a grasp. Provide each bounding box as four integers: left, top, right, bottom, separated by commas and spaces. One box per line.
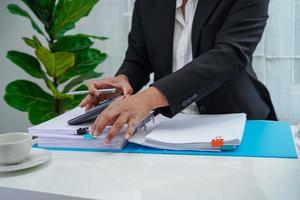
28, 107, 127, 150
29, 106, 246, 152
129, 113, 247, 151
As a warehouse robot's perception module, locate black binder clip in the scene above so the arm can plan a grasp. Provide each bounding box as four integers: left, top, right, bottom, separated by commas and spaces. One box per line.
76, 127, 89, 135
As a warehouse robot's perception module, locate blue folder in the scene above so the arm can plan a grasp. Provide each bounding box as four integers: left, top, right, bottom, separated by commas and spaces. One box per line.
33, 120, 298, 159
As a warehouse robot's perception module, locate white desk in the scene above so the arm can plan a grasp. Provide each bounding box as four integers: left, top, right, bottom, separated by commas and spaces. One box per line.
1, 127, 300, 200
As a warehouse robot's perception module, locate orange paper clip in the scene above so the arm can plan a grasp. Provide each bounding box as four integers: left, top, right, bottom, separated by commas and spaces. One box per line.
211, 136, 224, 147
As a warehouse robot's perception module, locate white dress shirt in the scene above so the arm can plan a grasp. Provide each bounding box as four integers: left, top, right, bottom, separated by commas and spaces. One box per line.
173, 0, 199, 114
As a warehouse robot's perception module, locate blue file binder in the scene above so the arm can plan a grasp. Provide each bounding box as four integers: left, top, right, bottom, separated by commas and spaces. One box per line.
33, 120, 298, 159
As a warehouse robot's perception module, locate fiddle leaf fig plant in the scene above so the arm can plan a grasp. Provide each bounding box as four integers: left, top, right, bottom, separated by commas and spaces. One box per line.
4, 0, 107, 125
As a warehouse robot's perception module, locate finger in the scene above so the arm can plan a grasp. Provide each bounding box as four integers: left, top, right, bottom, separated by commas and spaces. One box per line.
107, 116, 118, 126
88, 81, 100, 96
91, 113, 110, 136
92, 82, 125, 99
81, 82, 120, 108
93, 93, 116, 105
108, 82, 127, 95
96, 81, 131, 97
80, 81, 102, 108
85, 101, 94, 111
124, 119, 138, 140
79, 94, 96, 108
122, 84, 133, 97
91, 109, 117, 137
91, 81, 119, 91
105, 114, 128, 144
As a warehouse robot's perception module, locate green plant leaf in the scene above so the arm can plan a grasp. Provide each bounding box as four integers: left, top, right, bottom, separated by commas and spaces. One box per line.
35, 47, 75, 77
3, 80, 70, 125
4, 80, 53, 112
5, 0, 106, 125
50, 0, 99, 39
74, 49, 107, 70
7, 51, 43, 78
28, 101, 57, 125
33, 36, 43, 47
22, 37, 36, 48
63, 71, 102, 93
58, 48, 106, 83
21, 0, 55, 31
35, 47, 55, 75
61, 84, 88, 111
23, 35, 43, 49
54, 52, 76, 77
7, 4, 46, 37
52, 34, 93, 52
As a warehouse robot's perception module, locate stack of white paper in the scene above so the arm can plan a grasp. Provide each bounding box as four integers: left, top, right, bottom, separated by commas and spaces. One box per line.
29, 106, 246, 151
28, 107, 127, 150
129, 113, 246, 151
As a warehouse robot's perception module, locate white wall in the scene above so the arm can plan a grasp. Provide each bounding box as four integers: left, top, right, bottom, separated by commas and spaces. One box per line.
1, 0, 38, 132
253, 0, 300, 124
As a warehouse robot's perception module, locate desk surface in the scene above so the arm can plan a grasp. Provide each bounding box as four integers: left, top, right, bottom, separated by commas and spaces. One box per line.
1, 127, 300, 200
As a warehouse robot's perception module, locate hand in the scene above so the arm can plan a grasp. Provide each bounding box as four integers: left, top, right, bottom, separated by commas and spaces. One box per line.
91, 87, 169, 143
80, 75, 133, 110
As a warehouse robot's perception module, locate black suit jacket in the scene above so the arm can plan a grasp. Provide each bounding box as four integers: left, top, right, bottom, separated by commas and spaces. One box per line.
116, 0, 277, 120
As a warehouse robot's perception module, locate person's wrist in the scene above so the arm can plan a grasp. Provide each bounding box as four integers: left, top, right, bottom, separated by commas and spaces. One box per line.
137, 86, 169, 111
116, 74, 129, 82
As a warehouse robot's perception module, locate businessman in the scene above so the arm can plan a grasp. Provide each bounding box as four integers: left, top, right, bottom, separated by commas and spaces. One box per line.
80, 0, 277, 143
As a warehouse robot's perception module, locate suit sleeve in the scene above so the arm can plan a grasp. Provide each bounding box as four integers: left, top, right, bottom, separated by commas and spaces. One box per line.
152, 0, 269, 117
115, 0, 152, 93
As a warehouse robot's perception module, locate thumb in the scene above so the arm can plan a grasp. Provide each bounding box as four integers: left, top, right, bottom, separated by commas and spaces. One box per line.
122, 85, 133, 97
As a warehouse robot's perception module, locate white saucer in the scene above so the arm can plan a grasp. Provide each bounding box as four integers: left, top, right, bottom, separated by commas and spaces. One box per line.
0, 148, 51, 172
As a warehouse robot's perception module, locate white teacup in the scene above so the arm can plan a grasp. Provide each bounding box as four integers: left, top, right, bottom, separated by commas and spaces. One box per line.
0, 132, 32, 165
